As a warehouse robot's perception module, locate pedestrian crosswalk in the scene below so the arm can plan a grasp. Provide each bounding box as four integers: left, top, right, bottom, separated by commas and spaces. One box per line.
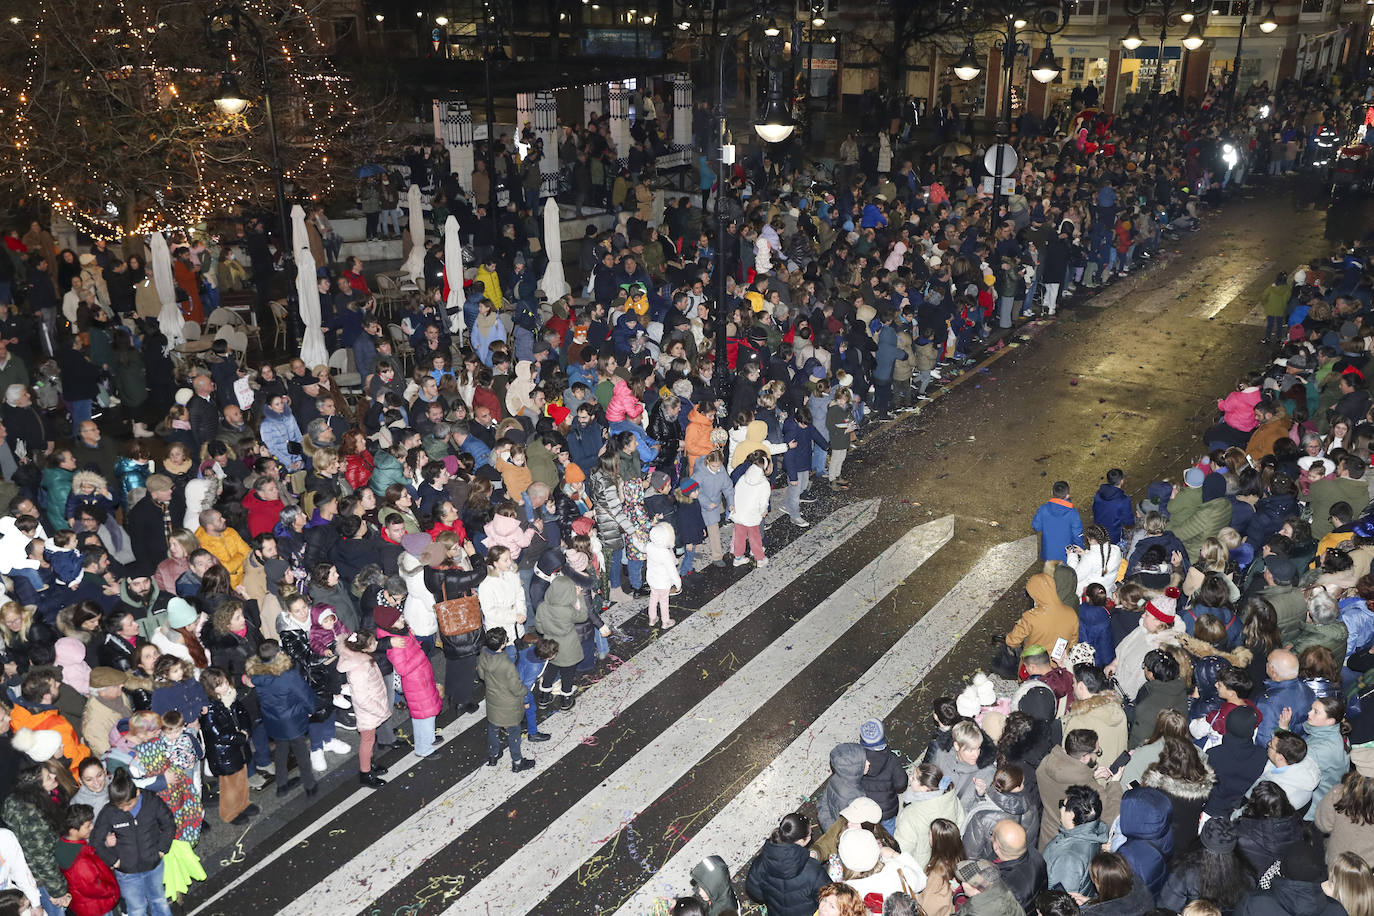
187, 501, 1039, 916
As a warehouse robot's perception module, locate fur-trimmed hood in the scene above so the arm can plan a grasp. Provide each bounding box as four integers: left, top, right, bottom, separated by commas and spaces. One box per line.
1141, 764, 1216, 800
245, 652, 292, 678
1175, 632, 1253, 668
1069, 692, 1124, 718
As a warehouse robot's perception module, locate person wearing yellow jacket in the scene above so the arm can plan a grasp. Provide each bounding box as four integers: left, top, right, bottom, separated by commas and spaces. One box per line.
195, 508, 251, 587
475, 260, 503, 312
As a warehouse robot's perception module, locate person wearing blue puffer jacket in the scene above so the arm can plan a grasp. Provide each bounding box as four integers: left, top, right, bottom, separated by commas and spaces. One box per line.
1110, 785, 1173, 898
1032, 480, 1084, 562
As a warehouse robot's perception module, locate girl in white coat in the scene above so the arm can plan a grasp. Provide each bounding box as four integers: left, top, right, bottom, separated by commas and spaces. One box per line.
731, 455, 772, 567
477, 546, 527, 645
644, 522, 681, 628
1066, 524, 1124, 597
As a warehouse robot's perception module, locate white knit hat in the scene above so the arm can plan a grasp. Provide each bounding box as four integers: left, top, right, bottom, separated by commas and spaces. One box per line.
838, 827, 881, 873
12, 728, 62, 763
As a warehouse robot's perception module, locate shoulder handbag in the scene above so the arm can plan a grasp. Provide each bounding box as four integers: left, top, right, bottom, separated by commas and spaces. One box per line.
435, 576, 482, 637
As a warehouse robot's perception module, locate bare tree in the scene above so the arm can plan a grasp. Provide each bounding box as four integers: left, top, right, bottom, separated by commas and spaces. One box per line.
0, 0, 380, 239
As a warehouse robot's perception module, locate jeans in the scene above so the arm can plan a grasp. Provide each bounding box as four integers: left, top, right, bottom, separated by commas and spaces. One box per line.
783, 471, 810, 521
810, 442, 827, 476
413, 715, 437, 756
522, 690, 540, 734
66, 399, 92, 427
488, 720, 525, 762
917, 369, 933, 395
873, 381, 893, 415
679, 545, 696, 576
609, 549, 644, 591
250, 720, 271, 770
1265, 315, 1285, 338
115, 862, 174, 916
999, 295, 1015, 329
380, 207, 403, 236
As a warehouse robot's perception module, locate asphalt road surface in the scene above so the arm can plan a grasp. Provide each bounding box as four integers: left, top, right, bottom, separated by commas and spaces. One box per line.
179, 177, 1354, 916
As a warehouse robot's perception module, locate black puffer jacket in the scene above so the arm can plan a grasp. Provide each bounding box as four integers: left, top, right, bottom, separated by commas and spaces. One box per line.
646, 400, 681, 473
744, 840, 830, 916
200, 694, 252, 776
423, 561, 487, 659
859, 747, 909, 821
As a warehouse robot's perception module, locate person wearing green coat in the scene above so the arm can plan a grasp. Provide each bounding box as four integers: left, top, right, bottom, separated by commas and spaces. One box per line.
535, 576, 587, 711
40, 452, 75, 533
1168, 471, 1233, 559
477, 629, 536, 772
1260, 271, 1290, 343
368, 445, 408, 496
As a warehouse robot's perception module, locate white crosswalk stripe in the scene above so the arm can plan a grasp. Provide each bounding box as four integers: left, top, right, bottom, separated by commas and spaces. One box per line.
194, 498, 881, 916
611, 534, 1039, 913
442, 515, 956, 916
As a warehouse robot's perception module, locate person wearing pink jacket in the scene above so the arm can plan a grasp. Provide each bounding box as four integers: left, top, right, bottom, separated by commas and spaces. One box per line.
375, 592, 443, 758
1205, 372, 1264, 449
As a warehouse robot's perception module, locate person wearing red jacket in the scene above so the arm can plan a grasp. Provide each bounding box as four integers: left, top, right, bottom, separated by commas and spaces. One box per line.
56, 805, 121, 916
241, 478, 286, 538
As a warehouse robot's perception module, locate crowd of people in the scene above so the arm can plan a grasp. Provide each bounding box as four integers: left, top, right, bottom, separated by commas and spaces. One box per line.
0, 57, 1368, 916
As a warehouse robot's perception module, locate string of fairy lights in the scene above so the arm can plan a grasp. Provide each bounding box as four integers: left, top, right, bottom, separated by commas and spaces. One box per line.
4, 0, 358, 242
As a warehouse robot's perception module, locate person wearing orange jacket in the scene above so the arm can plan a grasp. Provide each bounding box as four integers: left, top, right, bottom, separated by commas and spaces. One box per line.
10, 669, 91, 778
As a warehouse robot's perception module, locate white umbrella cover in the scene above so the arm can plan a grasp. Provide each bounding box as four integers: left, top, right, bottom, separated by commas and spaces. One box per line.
401, 183, 426, 280
443, 215, 465, 338
538, 197, 570, 302
149, 231, 185, 344
291, 205, 329, 369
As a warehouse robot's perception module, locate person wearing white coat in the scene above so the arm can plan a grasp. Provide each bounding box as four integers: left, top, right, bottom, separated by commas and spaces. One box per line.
1066, 529, 1124, 597
477, 546, 527, 646
397, 551, 439, 646
731, 460, 772, 567
644, 522, 681, 628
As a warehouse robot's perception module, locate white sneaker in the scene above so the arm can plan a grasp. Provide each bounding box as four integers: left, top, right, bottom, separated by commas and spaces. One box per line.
755, 557, 769, 567
310, 749, 327, 772
323, 738, 351, 755
791, 516, 811, 528
332, 694, 352, 710
732, 556, 750, 567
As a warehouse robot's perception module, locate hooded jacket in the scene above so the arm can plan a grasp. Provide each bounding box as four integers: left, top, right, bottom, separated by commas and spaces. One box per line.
477, 646, 526, 729
729, 419, 783, 470
816, 743, 868, 831
336, 640, 389, 731
962, 784, 1043, 860
246, 652, 314, 741
1044, 818, 1110, 896
744, 838, 830, 916
92, 790, 174, 876
1115, 786, 1173, 896
1061, 692, 1129, 769
894, 786, 964, 869
199, 691, 252, 776
1140, 762, 1216, 854
1032, 497, 1083, 561
537, 576, 588, 668
1006, 573, 1079, 658
645, 521, 681, 591
731, 464, 771, 528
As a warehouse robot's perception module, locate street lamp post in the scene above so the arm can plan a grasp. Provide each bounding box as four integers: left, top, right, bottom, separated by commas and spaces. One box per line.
1121, 0, 1210, 157
1229, 2, 1278, 110
952, 0, 1070, 227
476, 1, 511, 250
708, 16, 796, 401
207, 2, 294, 342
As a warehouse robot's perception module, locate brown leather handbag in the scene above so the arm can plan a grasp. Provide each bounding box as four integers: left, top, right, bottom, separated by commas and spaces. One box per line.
435, 578, 482, 637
